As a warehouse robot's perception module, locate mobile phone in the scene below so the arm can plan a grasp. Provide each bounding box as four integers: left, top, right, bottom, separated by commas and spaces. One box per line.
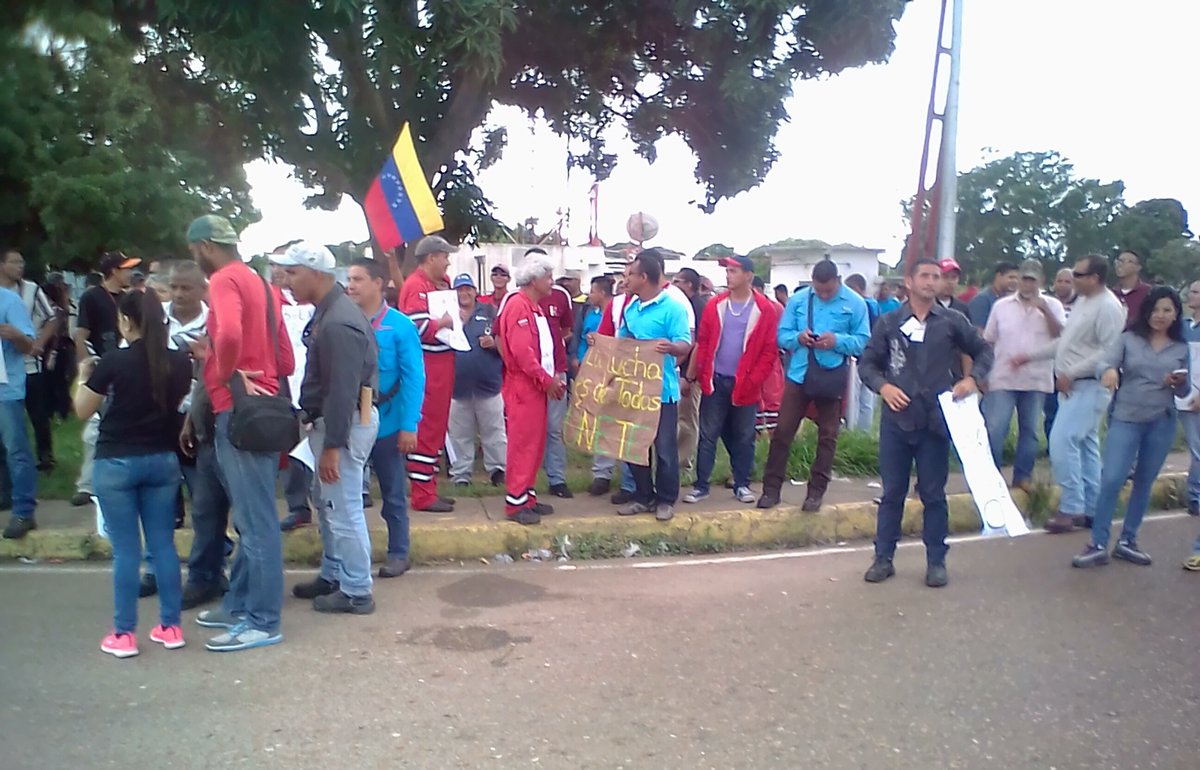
1173, 369, 1188, 377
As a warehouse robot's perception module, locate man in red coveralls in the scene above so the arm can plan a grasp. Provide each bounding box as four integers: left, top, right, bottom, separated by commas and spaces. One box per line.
498, 253, 566, 525
398, 235, 457, 513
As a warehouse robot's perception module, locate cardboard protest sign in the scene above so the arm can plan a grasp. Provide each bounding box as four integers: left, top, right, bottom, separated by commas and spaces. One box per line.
564, 335, 665, 464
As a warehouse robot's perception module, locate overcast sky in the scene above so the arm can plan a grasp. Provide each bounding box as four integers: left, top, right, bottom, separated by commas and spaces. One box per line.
239, 0, 1198, 266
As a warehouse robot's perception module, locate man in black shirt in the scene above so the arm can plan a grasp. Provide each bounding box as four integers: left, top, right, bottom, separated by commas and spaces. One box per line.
447, 274, 506, 487
858, 257, 994, 588
71, 251, 139, 506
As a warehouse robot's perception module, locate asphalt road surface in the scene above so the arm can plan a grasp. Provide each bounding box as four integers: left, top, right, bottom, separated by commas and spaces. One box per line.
3, 514, 1198, 769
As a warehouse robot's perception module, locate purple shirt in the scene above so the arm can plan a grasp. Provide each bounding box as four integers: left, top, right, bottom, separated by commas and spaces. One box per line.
714, 299, 754, 376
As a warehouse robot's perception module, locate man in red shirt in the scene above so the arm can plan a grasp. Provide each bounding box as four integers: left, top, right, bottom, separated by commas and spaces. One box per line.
478, 264, 510, 306
1113, 248, 1152, 330
398, 235, 457, 512
187, 214, 294, 653
498, 253, 566, 524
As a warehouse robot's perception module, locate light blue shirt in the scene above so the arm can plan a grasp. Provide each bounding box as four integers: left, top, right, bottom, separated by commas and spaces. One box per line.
0, 287, 34, 401
371, 305, 426, 437
577, 305, 603, 364
778, 284, 870, 387
1186, 318, 1200, 343
619, 290, 692, 403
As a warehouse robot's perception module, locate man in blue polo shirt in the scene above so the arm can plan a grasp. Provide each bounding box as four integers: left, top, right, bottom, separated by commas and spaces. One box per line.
615, 250, 692, 522
0, 286, 37, 539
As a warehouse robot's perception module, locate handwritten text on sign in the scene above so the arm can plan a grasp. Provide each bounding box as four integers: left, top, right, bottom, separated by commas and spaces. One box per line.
564, 335, 664, 464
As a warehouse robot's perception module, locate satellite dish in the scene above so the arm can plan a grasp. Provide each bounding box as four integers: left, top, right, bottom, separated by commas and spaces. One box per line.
626, 212, 659, 243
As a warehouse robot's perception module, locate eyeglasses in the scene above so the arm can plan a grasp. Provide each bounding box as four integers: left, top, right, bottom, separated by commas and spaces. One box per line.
1072, 271, 1095, 279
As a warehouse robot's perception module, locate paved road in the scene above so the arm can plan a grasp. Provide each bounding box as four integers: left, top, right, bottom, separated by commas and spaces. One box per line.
4, 515, 1199, 769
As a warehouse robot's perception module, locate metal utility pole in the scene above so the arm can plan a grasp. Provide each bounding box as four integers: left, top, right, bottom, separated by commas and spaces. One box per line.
936, 0, 964, 262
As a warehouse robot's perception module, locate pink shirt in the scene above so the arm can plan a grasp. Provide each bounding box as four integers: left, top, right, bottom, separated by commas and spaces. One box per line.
984, 294, 1067, 393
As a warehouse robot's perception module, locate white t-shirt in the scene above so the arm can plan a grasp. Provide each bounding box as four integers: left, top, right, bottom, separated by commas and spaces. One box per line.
17, 280, 55, 374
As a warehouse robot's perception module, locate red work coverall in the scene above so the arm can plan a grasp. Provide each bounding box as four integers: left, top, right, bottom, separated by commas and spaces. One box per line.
498, 291, 556, 516
399, 269, 454, 509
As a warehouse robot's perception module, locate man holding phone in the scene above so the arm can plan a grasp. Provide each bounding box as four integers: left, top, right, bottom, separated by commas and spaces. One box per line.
446, 273, 507, 489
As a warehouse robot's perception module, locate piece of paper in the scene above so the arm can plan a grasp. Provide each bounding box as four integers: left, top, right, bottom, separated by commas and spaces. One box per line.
289, 437, 316, 471
899, 316, 926, 343
280, 303, 315, 408
938, 392, 1030, 537
427, 289, 470, 352
1174, 342, 1200, 411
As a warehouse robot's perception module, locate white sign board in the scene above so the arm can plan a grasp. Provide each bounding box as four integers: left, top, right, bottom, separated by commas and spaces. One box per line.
280, 303, 315, 408
427, 290, 470, 352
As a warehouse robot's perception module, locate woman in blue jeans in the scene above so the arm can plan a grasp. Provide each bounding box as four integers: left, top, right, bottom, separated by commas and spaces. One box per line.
1074, 287, 1190, 568
75, 290, 192, 658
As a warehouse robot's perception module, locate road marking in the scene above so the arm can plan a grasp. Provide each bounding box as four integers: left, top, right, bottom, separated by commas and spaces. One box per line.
0, 512, 1192, 576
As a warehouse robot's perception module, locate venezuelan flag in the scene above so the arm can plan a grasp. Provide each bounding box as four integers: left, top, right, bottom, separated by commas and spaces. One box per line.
363, 123, 444, 252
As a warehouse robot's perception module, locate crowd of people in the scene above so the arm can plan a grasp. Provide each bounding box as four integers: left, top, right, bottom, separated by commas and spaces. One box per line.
0, 218, 1198, 659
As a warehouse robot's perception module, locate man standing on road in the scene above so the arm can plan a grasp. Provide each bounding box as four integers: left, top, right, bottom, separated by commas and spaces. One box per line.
968, 261, 1019, 328
478, 264, 511, 306
0, 250, 58, 472
1113, 249, 1152, 329
0, 285, 38, 540
684, 256, 780, 505
859, 257, 994, 588
672, 267, 708, 475
188, 215, 294, 652
447, 273, 505, 489
498, 253, 565, 525
1012, 254, 1125, 534
526, 249, 574, 500
346, 257, 425, 578
613, 250, 692, 522
399, 235, 457, 513
982, 259, 1065, 492
1179, 280, 1200, 518
72, 250, 139, 506
275, 244, 379, 615
758, 260, 869, 513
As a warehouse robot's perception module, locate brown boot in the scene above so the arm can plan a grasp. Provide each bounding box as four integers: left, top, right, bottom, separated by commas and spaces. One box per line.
1044, 512, 1084, 534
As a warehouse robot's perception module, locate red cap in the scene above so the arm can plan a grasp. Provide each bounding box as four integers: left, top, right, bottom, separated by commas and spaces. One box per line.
938, 258, 962, 275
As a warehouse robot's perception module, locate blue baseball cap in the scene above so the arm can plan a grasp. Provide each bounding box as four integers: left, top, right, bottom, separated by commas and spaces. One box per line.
452, 273, 476, 289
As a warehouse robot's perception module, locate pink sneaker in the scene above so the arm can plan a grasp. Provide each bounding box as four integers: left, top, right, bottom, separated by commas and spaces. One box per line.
100, 631, 139, 659
149, 625, 186, 650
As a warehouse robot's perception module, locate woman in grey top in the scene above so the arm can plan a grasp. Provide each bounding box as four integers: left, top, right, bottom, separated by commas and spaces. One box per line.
1074, 287, 1190, 568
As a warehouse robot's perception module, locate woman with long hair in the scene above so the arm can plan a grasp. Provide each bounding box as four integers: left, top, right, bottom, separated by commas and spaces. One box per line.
75, 289, 193, 658
1074, 286, 1191, 568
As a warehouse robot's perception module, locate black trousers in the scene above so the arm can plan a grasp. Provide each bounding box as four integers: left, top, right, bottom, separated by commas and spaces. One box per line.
24, 371, 53, 463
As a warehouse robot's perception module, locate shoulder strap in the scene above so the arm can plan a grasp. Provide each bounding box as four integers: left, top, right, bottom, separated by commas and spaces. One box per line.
259, 273, 279, 359
807, 292, 818, 368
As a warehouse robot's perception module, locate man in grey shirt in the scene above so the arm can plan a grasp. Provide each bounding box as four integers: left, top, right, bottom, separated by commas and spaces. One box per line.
1013, 254, 1125, 533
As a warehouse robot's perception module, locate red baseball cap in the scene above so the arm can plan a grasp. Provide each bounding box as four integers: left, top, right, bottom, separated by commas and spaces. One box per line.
938, 258, 962, 275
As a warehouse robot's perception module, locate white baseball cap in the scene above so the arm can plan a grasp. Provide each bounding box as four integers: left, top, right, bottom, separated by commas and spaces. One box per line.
269, 241, 336, 275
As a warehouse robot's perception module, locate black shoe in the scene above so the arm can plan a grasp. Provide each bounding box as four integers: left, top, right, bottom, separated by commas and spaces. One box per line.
313, 590, 375, 615
611, 490, 634, 505
864, 557, 895, 583
533, 502, 555, 516
181, 582, 223, 610
925, 564, 948, 588
139, 574, 158, 598
363, 494, 374, 509
1112, 540, 1152, 566
2, 516, 35, 539
439, 495, 457, 505
801, 496, 823, 513
37, 457, 55, 472
1072, 544, 1110, 568
0, 498, 11, 512
588, 477, 611, 496
279, 512, 311, 532
756, 491, 780, 509
379, 558, 411, 578
508, 508, 542, 525
490, 470, 505, 486
70, 491, 92, 507
420, 499, 455, 513
549, 484, 574, 499
293, 576, 339, 599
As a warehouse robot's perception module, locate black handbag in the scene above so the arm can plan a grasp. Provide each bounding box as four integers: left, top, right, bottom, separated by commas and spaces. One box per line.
227, 275, 301, 453
804, 292, 849, 401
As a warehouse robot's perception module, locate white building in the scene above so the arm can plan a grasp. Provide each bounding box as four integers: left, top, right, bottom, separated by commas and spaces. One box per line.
766, 243, 886, 291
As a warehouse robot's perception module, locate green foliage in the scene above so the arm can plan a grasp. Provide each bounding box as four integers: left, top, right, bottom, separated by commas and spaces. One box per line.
693, 243, 736, 260
69, 0, 908, 242
0, 15, 258, 271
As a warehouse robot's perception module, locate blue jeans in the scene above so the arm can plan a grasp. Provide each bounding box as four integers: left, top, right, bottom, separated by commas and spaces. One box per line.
283, 458, 314, 518
1048, 380, 1111, 515
1089, 414, 1177, 549
694, 375, 758, 494
630, 401, 680, 506
875, 419, 951, 565
542, 388, 569, 486
1180, 411, 1200, 508
370, 431, 410, 561
0, 399, 37, 519
1043, 391, 1059, 444
983, 389, 1043, 485
312, 413, 378, 598
215, 412, 284, 635
848, 375, 876, 433
186, 443, 233, 588
95, 452, 182, 633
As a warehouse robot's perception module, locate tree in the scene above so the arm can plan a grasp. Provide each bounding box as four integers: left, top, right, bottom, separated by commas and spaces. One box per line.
1109, 198, 1192, 282
0, 18, 257, 271
76, 0, 907, 247
693, 243, 736, 260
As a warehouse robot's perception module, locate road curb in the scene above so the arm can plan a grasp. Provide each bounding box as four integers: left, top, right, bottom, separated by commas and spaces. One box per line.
2, 474, 1186, 565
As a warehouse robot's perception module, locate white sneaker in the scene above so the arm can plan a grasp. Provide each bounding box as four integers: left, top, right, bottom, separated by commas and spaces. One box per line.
734, 486, 756, 504
682, 489, 709, 504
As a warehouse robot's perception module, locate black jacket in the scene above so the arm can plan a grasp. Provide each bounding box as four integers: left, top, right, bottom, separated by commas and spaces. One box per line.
859, 302, 993, 436
299, 284, 378, 450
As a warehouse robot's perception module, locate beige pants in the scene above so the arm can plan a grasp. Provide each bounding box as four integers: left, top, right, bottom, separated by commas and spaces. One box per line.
677, 382, 703, 473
